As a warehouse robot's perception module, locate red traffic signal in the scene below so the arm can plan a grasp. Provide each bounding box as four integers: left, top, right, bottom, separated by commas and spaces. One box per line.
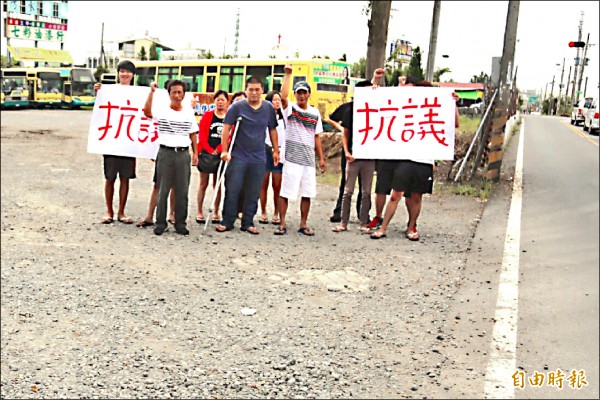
569, 41, 585, 48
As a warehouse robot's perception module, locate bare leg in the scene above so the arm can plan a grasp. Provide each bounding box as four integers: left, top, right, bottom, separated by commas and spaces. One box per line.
375, 193, 386, 219
197, 172, 209, 220
278, 196, 289, 228
271, 173, 282, 220
259, 171, 270, 220
116, 178, 130, 220
104, 179, 116, 219
145, 185, 159, 222
375, 190, 404, 235
299, 197, 311, 228
405, 193, 422, 233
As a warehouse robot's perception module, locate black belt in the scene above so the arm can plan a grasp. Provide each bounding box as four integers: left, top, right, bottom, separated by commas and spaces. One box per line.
160, 144, 189, 152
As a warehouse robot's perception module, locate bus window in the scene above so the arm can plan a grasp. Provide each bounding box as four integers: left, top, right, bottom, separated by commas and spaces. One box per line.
181, 66, 204, 92
39, 72, 62, 94
71, 68, 95, 96
293, 76, 307, 86
246, 66, 271, 91
206, 75, 216, 93
158, 67, 178, 88
272, 65, 286, 92
219, 66, 244, 93
137, 67, 156, 87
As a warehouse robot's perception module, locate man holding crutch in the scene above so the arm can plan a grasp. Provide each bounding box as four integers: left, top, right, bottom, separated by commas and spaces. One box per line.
215, 77, 280, 234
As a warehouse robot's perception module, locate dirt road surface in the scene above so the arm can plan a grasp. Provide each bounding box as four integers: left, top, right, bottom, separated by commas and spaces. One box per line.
1, 109, 487, 398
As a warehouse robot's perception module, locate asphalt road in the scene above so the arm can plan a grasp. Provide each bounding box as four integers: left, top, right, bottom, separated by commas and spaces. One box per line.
517, 115, 599, 399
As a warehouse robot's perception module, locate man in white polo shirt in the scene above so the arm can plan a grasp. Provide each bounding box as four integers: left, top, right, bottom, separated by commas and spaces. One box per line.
143, 80, 199, 236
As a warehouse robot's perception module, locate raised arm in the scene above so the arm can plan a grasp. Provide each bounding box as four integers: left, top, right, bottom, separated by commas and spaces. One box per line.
281, 64, 292, 109
143, 81, 158, 118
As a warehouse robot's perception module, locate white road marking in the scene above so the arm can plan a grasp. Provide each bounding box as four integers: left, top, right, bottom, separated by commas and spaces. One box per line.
484, 120, 525, 399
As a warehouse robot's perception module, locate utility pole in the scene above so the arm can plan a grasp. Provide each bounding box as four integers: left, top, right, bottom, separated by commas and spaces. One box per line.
549, 75, 555, 115
557, 58, 565, 115
570, 12, 583, 106
484, 0, 519, 183
583, 76, 588, 98
575, 33, 590, 103
234, 8, 240, 58
99, 22, 107, 69
425, 1, 441, 82
565, 65, 572, 105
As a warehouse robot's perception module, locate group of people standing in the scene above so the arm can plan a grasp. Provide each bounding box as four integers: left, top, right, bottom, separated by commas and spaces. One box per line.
96, 61, 326, 236
96, 61, 459, 239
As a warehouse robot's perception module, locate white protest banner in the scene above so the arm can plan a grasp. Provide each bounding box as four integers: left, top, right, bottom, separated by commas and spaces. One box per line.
352, 86, 456, 160
87, 85, 196, 159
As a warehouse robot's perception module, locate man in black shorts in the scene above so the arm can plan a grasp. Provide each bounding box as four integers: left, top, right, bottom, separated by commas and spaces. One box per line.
94, 60, 138, 224
370, 81, 460, 240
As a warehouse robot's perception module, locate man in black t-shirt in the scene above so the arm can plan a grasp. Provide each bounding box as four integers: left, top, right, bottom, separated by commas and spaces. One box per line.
325, 101, 362, 222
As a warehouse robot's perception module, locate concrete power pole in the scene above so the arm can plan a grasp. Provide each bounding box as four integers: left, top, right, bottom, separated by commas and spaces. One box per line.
549, 75, 555, 115
484, 0, 519, 183
570, 12, 583, 106
575, 33, 590, 103
234, 8, 240, 58
425, 1, 441, 82
557, 58, 565, 114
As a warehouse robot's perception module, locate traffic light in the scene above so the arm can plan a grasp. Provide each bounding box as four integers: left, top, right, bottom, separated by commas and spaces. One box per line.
569, 41, 586, 48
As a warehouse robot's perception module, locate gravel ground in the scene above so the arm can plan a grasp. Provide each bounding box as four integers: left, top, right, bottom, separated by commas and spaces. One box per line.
1, 109, 485, 399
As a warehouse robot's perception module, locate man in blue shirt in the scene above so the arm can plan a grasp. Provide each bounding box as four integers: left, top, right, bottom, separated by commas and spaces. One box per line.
216, 77, 280, 234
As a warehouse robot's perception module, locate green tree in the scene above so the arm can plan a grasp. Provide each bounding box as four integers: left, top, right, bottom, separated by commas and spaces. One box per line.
470, 72, 489, 83
138, 46, 147, 61
406, 46, 424, 83
205, 50, 214, 59
433, 67, 451, 82
94, 65, 109, 82
149, 43, 159, 60
351, 57, 367, 79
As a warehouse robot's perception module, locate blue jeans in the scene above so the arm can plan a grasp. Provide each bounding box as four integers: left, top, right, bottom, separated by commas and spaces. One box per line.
222, 158, 265, 229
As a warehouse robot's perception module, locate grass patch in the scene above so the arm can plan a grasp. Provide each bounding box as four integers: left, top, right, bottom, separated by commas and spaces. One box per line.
435, 178, 494, 200
317, 170, 342, 187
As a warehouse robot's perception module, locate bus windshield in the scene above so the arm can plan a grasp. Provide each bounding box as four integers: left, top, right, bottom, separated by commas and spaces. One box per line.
39, 72, 62, 94
71, 69, 96, 96
1, 76, 27, 95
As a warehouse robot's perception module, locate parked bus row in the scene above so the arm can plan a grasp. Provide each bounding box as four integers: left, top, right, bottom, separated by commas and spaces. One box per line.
132, 58, 354, 119
2, 59, 354, 119
0, 66, 96, 109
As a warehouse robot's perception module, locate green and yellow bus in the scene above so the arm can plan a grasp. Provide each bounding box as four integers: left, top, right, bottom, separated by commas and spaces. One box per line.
56, 67, 96, 108
133, 58, 353, 120
22, 67, 64, 107
1, 68, 30, 108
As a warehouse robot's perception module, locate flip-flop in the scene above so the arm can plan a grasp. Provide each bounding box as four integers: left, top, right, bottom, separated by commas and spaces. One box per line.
258, 217, 269, 224
168, 218, 176, 225
196, 217, 206, 224
118, 216, 133, 224
331, 226, 347, 233
215, 224, 232, 233
370, 231, 387, 240
271, 218, 281, 225
297, 227, 315, 236
101, 217, 114, 224
241, 226, 260, 235
135, 220, 154, 228
211, 219, 222, 224
274, 226, 287, 235
406, 230, 420, 241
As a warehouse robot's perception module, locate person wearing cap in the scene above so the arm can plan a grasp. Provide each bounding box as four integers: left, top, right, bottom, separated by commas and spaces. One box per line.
275, 64, 326, 236
93, 60, 137, 225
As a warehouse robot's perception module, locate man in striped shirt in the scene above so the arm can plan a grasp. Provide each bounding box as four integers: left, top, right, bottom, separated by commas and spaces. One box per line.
143, 80, 199, 236
275, 65, 326, 236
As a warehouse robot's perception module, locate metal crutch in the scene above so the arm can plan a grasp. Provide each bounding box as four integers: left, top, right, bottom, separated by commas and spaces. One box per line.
204, 116, 242, 231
